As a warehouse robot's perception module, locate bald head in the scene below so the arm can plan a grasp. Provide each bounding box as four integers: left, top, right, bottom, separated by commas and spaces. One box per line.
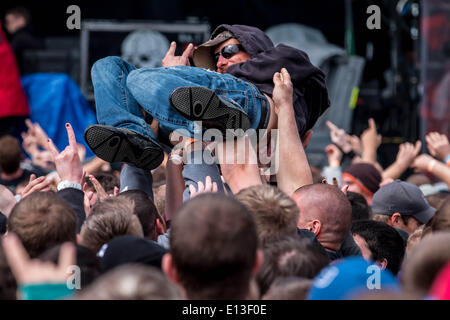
292, 184, 352, 251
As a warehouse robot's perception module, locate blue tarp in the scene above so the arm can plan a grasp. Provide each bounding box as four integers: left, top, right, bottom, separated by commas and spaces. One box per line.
21, 73, 96, 157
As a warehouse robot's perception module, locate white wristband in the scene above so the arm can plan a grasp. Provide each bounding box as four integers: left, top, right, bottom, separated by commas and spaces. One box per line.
57, 180, 82, 191
169, 154, 183, 165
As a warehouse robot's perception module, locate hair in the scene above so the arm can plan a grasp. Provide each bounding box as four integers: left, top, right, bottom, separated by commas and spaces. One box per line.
431, 197, 450, 233
84, 172, 119, 194
153, 184, 166, 218
0, 135, 22, 174
372, 212, 413, 227
8, 192, 77, 258
406, 226, 424, 256
347, 191, 371, 222
426, 192, 449, 210
293, 184, 352, 250
351, 220, 405, 275
38, 244, 101, 289
5, 7, 31, 23
401, 231, 450, 297
170, 193, 258, 300
116, 190, 159, 240
236, 185, 299, 246
76, 264, 181, 300
0, 239, 17, 300
310, 166, 324, 184
406, 174, 432, 187
262, 277, 312, 300
256, 237, 329, 296
80, 197, 143, 253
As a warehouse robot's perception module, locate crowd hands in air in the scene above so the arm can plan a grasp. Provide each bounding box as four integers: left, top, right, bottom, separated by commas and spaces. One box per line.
0, 65, 449, 300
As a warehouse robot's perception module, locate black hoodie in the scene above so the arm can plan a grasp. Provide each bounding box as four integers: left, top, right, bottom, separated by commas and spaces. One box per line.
209, 24, 330, 137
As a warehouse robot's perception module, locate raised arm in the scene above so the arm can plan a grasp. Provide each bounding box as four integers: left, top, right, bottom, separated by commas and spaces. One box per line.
273, 68, 313, 196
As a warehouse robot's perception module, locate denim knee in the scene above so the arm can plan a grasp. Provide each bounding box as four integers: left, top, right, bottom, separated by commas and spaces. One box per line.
91, 56, 126, 79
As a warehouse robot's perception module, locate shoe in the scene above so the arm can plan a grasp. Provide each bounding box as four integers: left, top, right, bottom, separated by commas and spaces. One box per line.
169, 86, 251, 135
84, 125, 164, 170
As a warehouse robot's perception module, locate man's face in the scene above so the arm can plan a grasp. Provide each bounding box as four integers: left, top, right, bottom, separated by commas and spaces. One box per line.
4, 14, 26, 34
214, 38, 250, 74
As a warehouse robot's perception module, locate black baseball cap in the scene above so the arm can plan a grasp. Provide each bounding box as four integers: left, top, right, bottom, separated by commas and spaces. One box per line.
371, 180, 436, 224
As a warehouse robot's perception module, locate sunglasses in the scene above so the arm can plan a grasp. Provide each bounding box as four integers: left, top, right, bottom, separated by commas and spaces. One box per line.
214, 44, 244, 64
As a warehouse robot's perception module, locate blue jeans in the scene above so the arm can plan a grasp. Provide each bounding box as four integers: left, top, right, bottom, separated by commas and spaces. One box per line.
91, 56, 269, 143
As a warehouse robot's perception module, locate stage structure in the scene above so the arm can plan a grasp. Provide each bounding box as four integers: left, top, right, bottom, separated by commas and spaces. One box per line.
79, 20, 210, 100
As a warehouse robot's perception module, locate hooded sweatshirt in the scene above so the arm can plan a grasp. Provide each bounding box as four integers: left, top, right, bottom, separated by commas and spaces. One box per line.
208, 24, 330, 137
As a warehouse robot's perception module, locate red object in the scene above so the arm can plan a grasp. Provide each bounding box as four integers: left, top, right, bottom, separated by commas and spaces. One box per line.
429, 262, 450, 300
0, 21, 29, 118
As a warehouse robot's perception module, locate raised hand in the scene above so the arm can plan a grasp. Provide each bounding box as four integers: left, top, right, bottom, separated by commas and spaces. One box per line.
395, 141, 422, 168
361, 118, 382, 151
19, 174, 53, 199
326, 121, 352, 153
426, 132, 450, 161
47, 123, 83, 184
189, 176, 218, 199
2, 233, 76, 286
162, 42, 194, 67
325, 144, 343, 167
272, 67, 293, 114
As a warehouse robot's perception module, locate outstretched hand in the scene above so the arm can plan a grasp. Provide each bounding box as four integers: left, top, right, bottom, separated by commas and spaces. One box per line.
162, 42, 194, 67
189, 176, 218, 199
47, 123, 83, 184
19, 174, 53, 199
426, 132, 450, 161
2, 233, 76, 285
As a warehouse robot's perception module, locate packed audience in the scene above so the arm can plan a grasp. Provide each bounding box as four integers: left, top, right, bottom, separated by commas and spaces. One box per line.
0, 92, 449, 300
1, 14, 450, 301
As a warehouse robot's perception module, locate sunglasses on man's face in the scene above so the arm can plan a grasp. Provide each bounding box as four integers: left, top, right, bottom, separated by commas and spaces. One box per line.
214, 44, 244, 64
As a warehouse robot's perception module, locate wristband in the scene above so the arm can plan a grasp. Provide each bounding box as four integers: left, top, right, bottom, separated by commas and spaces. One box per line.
57, 180, 82, 191
330, 160, 341, 167
445, 155, 450, 166
169, 154, 183, 165
427, 160, 437, 173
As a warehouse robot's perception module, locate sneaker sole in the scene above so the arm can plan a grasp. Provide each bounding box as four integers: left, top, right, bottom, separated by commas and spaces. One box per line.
169, 86, 251, 135
84, 125, 164, 170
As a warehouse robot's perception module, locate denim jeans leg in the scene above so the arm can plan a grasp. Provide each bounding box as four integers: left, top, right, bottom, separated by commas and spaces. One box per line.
91, 56, 157, 142
126, 66, 266, 140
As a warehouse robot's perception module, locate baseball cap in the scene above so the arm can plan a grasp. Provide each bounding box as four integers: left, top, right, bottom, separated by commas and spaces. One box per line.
371, 180, 436, 224
308, 257, 399, 300
99, 235, 167, 273
193, 31, 234, 70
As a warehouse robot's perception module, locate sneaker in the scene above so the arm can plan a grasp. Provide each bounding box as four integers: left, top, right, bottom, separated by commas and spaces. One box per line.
84, 125, 164, 170
169, 86, 251, 136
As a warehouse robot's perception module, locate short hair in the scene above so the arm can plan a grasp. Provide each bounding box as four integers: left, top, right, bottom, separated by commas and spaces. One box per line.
347, 191, 371, 221
170, 193, 258, 300
426, 192, 449, 210
406, 226, 424, 256
0, 238, 17, 300
372, 213, 413, 227
401, 231, 450, 297
256, 237, 329, 296
262, 277, 312, 300
0, 135, 22, 174
8, 192, 77, 258
76, 264, 181, 300
38, 244, 101, 289
84, 172, 119, 194
117, 190, 159, 240
236, 185, 299, 246
351, 220, 405, 275
431, 197, 450, 233
5, 7, 31, 24
80, 197, 143, 253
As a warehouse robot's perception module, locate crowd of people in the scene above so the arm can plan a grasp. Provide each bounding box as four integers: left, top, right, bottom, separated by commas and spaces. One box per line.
0, 17, 450, 301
